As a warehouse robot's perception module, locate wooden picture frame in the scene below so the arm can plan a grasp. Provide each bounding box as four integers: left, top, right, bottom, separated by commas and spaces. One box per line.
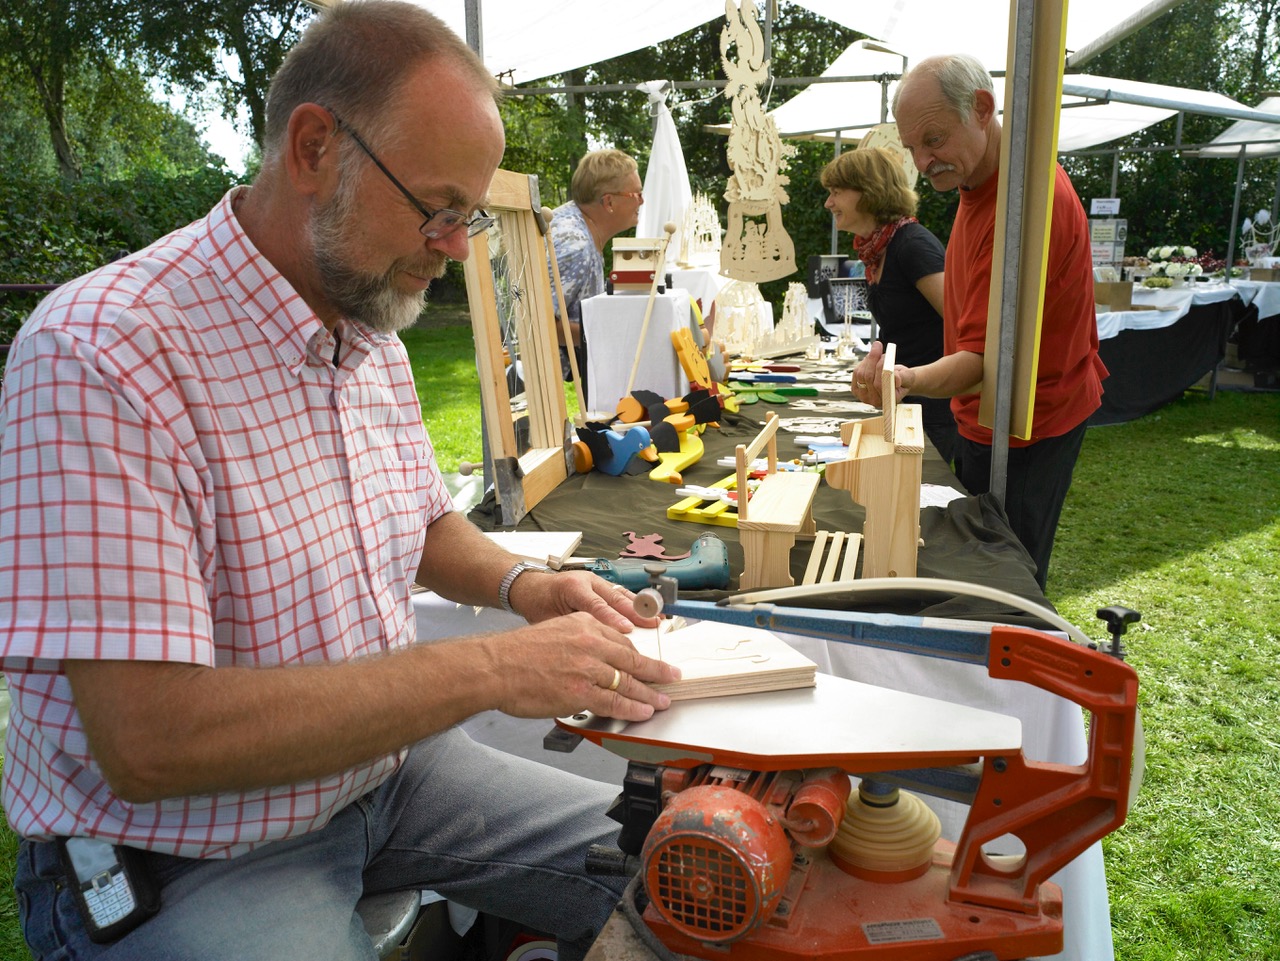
462, 169, 571, 526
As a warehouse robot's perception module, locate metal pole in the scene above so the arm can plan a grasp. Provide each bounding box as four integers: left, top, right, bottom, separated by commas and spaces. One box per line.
1272, 158, 1280, 225
464, 0, 482, 56
831, 132, 842, 255
1225, 147, 1246, 287
990, 0, 1037, 504
1111, 150, 1121, 197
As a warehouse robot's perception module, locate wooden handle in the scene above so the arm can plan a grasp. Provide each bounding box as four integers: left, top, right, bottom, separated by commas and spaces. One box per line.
623, 222, 679, 397
542, 204, 586, 416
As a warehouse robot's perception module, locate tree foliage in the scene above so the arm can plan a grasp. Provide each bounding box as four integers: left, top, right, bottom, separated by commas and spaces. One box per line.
135, 0, 313, 151
1062, 0, 1280, 261
6, 0, 1280, 325
0, 0, 134, 178
497, 5, 861, 304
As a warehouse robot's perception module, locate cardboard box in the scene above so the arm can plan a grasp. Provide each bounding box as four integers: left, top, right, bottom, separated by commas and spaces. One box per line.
1094, 281, 1133, 311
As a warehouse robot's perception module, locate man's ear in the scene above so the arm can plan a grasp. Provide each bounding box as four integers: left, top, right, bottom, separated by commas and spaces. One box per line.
972, 88, 997, 127
284, 103, 339, 195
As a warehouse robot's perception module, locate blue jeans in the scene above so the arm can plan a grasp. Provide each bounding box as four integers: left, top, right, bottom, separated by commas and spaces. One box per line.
15, 728, 626, 960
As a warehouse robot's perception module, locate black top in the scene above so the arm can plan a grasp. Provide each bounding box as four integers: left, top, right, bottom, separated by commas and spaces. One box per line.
863, 222, 952, 430
864, 221, 946, 369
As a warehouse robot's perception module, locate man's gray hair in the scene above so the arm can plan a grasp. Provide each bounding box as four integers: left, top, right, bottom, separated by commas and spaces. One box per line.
262, 0, 499, 162
893, 54, 994, 123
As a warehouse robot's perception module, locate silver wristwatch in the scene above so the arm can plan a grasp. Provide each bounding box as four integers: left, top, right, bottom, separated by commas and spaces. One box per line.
498, 561, 547, 615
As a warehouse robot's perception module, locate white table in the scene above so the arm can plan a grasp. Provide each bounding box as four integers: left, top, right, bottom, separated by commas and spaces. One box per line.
1095, 281, 1241, 340
582, 289, 692, 414
668, 265, 728, 318
411, 594, 1113, 961
1230, 278, 1280, 320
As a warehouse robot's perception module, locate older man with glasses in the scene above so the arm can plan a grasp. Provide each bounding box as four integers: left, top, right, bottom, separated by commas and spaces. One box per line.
0, 3, 679, 960
547, 148, 644, 391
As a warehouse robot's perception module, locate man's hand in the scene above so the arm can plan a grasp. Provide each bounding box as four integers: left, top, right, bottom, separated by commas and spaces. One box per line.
853, 341, 919, 406
474, 611, 681, 723
507, 569, 658, 633
852, 340, 886, 407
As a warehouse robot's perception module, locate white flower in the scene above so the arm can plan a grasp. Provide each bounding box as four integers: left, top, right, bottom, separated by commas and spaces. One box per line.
1256, 209, 1271, 226
1159, 246, 1175, 259
1242, 218, 1254, 236
1180, 246, 1197, 259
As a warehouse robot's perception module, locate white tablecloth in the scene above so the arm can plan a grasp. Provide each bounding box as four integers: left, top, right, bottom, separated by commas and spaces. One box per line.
1230, 278, 1280, 321
668, 266, 728, 317
1096, 282, 1241, 340
411, 594, 1113, 961
582, 290, 692, 415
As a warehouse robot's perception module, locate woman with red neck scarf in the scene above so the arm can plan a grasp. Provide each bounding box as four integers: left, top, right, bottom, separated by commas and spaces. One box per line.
821, 147, 959, 466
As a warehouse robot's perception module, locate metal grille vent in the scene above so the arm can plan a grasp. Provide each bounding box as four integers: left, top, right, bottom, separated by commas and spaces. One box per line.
649, 836, 758, 942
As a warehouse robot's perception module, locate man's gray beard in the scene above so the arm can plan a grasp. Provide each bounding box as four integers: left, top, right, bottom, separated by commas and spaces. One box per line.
310, 182, 439, 334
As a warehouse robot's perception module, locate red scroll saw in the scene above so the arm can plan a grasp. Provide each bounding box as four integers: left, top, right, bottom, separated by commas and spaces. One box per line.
558, 598, 1140, 961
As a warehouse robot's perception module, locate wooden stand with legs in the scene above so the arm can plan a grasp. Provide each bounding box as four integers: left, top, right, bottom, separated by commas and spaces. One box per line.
735, 411, 821, 590
824, 343, 924, 578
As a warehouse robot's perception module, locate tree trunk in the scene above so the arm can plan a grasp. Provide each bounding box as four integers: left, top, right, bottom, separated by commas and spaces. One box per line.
29, 61, 81, 180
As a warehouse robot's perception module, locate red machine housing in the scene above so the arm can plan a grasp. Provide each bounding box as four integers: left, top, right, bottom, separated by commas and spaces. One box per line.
621, 625, 1139, 961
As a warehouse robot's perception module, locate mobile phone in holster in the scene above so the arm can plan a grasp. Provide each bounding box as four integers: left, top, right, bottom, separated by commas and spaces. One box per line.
56, 837, 161, 943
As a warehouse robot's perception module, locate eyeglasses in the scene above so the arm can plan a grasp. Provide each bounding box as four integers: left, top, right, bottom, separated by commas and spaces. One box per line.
607, 190, 643, 203
328, 110, 494, 240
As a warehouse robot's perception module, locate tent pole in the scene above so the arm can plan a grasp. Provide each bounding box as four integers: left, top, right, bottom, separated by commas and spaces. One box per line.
1272, 158, 1280, 225
989, 0, 1038, 504
831, 132, 842, 255
464, 0, 482, 56
1225, 147, 1245, 288
1111, 150, 1121, 197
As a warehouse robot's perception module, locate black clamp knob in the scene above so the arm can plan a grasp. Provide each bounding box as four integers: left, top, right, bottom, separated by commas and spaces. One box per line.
1096, 606, 1141, 661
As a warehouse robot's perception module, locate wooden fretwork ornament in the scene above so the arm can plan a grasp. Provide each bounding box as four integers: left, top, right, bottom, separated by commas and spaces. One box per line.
719, 0, 796, 284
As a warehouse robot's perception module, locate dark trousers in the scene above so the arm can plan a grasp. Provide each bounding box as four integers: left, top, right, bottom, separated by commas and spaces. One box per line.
954, 419, 1088, 592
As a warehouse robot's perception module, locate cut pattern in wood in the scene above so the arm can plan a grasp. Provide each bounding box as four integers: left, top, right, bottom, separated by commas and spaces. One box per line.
857, 123, 918, 189
736, 411, 821, 590
714, 280, 771, 358
678, 191, 723, 268
630, 620, 817, 700
619, 532, 691, 561
719, 0, 796, 283
463, 169, 571, 526
823, 343, 923, 578
748, 280, 818, 359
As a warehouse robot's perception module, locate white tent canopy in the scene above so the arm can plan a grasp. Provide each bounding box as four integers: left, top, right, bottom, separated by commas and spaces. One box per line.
406, 0, 1179, 87
1196, 94, 1280, 158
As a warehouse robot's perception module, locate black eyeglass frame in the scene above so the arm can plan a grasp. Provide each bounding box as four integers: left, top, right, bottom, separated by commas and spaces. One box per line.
327, 109, 495, 240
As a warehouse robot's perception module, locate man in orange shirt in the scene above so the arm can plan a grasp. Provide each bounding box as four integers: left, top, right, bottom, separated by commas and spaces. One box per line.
855, 53, 1107, 591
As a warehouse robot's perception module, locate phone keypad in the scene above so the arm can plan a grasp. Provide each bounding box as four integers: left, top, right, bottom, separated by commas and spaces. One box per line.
83, 870, 135, 924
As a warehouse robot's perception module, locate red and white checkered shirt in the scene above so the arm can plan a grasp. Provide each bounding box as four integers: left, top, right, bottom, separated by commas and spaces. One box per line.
0, 187, 453, 858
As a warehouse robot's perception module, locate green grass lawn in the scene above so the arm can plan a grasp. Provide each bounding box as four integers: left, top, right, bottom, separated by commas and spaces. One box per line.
1048, 390, 1280, 960
1, 304, 1277, 959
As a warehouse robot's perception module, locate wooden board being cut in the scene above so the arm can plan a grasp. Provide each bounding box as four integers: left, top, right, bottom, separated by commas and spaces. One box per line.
483, 530, 583, 567
632, 620, 816, 701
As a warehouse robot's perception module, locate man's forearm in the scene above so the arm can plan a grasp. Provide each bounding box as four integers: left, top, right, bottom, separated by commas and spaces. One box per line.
414, 510, 525, 608
906, 350, 984, 398
65, 636, 505, 803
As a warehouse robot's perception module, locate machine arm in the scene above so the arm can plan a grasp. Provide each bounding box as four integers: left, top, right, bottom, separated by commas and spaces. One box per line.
655, 597, 1140, 917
